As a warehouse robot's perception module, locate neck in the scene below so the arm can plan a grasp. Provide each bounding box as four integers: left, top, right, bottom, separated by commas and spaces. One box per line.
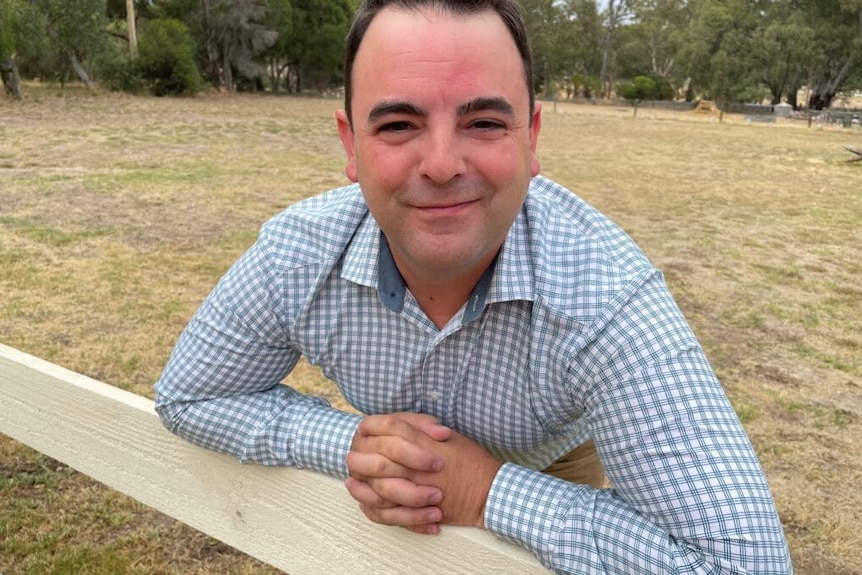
408, 278, 478, 329
394, 252, 498, 330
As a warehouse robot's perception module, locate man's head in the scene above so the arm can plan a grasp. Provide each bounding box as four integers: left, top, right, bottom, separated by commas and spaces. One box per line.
334, 3, 542, 293
343, 0, 534, 129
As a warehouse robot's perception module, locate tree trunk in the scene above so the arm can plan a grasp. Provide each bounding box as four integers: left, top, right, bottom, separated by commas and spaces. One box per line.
808, 56, 855, 110
222, 42, 234, 91
600, 30, 611, 98
68, 51, 95, 89
1, 56, 23, 100
786, 89, 798, 110
202, 0, 222, 87
126, 0, 138, 60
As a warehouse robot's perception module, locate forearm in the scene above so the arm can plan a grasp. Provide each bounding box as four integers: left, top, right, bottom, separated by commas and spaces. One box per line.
156, 383, 361, 477
486, 464, 791, 574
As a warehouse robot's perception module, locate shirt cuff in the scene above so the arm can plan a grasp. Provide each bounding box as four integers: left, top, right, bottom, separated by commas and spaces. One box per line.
485, 462, 581, 553
292, 404, 362, 479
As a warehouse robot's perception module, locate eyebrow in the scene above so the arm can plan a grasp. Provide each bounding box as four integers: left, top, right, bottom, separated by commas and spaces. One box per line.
457, 97, 515, 118
365, 97, 516, 126
367, 101, 427, 125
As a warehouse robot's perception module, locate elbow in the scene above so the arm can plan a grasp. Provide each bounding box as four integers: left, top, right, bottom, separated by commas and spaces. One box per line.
697, 531, 793, 574
153, 383, 186, 435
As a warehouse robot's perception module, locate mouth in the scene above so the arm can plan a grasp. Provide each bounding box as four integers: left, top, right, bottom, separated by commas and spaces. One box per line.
415, 199, 479, 212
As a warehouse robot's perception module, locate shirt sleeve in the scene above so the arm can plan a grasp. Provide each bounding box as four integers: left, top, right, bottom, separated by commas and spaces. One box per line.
484, 272, 792, 574
153, 232, 361, 478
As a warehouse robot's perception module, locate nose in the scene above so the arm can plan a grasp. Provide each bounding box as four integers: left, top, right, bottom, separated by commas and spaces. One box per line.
418, 127, 466, 184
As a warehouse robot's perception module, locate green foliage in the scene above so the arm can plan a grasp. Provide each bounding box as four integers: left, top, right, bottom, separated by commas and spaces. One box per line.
38, 0, 110, 57
0, 0, 50, 65
93, 44, 144, 93
521, 0, 604, 98
619, 75, 674, 101
279, 0, 354, 92
138, 19, 200, 96
2, 0, 862, 104
0, 2, 15, 60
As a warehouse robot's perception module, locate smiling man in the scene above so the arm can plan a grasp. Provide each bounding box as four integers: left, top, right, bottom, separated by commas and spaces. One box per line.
154, 1, 792, 573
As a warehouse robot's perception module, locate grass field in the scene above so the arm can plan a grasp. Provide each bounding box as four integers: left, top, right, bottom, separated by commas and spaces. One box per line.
1, 87, 861, 574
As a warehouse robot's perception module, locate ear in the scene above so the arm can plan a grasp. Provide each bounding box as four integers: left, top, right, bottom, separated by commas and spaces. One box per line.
335, 109, 359, 183
529, 102, 542, 177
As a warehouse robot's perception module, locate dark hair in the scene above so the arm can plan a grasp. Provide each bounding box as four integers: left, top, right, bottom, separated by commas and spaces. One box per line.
343, 0, 534, 128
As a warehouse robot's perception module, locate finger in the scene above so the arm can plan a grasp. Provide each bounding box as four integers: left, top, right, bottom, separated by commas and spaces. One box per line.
404, 524, 441, 535
352, 430, 443, 474
359, 502, 442, 528
392, 413, 453, 442
356, 414, 442, 444
364, 476, 442, 508
346, 450, 411, 480
344, 477, 397, 508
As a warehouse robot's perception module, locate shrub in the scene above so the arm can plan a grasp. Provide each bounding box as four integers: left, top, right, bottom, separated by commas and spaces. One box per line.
138, 19, 200, 96
94, 45, 144, 93
620, 75, 675, 101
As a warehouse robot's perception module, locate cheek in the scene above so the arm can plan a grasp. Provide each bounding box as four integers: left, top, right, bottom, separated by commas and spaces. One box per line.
477, 143, 532, 184
358, 146, 412, 190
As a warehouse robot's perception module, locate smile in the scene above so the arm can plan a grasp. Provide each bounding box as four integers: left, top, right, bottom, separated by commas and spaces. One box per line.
415, 199, 479, 213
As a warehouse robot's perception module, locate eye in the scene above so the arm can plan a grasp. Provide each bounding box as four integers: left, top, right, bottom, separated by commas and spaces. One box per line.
378, 121, 413, 133
469, 119, 506, 131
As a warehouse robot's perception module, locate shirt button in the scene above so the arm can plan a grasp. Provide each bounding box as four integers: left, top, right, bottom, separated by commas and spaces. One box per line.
428, 390, 443, 401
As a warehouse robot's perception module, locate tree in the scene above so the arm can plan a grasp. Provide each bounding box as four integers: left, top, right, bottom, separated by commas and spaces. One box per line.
278, 0, 354, 93
521, 0, 563, 96
0, 0, 23, 99
0, 0, 50, 98
802, 0, 862, 110
752, 5, 816, 108
127, 0, 138, 59
34, 0, 110, 88
149, 0, 279, 91
676, 0, 763, 103
261, 0, 294, 92
559, 0, 604, 98
599, 0, 635, 97
209, 0, 277, 91
630, 0, 694, 82
138, 18, 201, 95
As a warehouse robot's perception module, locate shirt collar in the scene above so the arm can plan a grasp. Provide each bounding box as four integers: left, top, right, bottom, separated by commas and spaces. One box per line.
377, 233, 498, 322
341, 205, 536, 317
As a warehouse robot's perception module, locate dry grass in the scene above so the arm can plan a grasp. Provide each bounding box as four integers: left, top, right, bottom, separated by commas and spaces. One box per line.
1, 86, 860, 574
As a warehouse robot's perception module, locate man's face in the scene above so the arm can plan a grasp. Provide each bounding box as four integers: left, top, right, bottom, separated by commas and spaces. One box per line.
336, 7, 541, 284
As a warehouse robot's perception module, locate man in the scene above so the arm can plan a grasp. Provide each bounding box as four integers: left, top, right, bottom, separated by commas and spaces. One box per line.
155, 1, 792, 572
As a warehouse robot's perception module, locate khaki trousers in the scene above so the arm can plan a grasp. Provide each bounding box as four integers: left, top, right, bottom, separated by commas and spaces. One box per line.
542, 439, 606, 488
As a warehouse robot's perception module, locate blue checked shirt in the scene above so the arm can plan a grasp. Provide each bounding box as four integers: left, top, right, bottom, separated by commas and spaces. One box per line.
154, 176, 791, 574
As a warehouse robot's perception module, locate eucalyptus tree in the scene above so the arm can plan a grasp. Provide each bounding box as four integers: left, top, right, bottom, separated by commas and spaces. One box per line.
676, 0, 762, 103
260, 0, 293, 92
0, 0, 25, 99
630, 0, 694, 82
277, 0, 354, 93
35, 0, 110, 87
752, 3, 817, 107
105, 0, 143, 58
211, 0, 277, 90
803, 0, 862, 109
559, 0, 603, 98
149, 0, 278, 90
599, 0, 635, 97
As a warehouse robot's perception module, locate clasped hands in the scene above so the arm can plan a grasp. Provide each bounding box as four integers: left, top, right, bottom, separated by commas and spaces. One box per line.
345, 412, 503, 535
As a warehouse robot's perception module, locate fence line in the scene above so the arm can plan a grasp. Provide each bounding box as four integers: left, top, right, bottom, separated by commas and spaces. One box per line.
0, 343, 547, 574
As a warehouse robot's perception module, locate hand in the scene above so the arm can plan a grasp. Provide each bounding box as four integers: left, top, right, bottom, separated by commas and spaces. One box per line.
346, 413, 452, 533
346, 413, 502, 534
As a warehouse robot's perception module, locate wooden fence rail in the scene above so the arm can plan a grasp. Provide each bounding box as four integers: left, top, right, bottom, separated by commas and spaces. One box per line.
0, 343, 547, 574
